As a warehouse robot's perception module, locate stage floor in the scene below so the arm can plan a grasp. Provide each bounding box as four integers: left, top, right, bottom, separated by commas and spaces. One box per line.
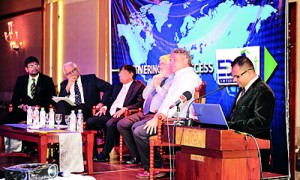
0, 148, 291, 180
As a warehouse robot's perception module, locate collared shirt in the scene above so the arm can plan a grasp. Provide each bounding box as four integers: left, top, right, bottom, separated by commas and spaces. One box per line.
142, 74, 174, 113
109, 81, 133, 115
237, 75, 259, 101
68, 76, 85, 104
27, 73, 40, 99
157, 67, 202, 118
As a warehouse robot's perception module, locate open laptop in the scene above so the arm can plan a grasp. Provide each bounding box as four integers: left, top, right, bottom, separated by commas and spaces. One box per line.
192, 103, 229, 130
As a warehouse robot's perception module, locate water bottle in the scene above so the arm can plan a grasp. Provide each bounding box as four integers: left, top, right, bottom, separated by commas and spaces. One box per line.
32, 106, 40, 127
40, 107, 46, 127
69, 110, 77, 131
27, 106, 33, 125
77, 109, 84, 132
49, 108, 55, 128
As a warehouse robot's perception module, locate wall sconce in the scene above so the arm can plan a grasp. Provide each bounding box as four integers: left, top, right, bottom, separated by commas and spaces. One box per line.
3, 21, 23, 52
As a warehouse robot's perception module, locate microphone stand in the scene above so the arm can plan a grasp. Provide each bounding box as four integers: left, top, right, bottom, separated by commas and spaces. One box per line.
185, 86, 225, 126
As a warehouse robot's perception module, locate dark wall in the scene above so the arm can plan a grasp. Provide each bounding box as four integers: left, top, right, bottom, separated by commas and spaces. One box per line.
0, 0, 43, 104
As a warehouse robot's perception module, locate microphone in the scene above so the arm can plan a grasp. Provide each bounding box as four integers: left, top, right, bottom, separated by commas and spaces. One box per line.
169, 91, 192, 109
185, 86, 225, 126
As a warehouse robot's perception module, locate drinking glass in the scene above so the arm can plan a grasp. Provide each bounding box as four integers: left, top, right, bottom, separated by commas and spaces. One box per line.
65, 115, 70, 130
55, 114, 62, 129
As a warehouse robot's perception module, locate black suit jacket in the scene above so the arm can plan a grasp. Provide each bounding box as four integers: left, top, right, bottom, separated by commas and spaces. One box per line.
11, 73, 56, 109
227, 77, 275, 139
107, 80, 145, 113
59, 74, 112, 111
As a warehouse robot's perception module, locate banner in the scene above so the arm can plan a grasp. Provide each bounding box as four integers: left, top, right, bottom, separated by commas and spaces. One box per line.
111, 0, 287, 174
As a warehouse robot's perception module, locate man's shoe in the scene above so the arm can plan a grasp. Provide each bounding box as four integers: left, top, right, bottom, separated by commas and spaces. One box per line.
136, 170, 166, 179
93, 152, 110, 162
124, 157, 141, 165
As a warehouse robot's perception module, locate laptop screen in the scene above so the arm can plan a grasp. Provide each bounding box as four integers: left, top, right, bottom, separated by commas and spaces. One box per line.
192, 103, 229, 130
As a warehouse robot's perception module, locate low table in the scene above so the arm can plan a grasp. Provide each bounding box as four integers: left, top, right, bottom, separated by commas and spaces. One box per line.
0, 124, 96, 175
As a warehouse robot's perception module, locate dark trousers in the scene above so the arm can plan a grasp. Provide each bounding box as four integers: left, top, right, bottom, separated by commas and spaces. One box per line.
86, 114, 111, 156
117, 112, 155, 158
56, 101, 92, 124
1, 108, 26, 125
132, 118, 162, 171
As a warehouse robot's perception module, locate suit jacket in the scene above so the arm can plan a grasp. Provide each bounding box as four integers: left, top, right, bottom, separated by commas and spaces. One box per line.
107, 80, 145, 113
227, 77, 275, 139
11, 73, 56, 109
59, 74, 112, 111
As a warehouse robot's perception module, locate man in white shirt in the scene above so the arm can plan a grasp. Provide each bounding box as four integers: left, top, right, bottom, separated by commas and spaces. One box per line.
87, 65, 145, 162
117, 54, 174, 165
133, 48, 202, 179
56, 62, 112, 122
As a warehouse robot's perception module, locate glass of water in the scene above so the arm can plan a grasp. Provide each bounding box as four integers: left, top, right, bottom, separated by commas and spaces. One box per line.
55, 114, 62, 129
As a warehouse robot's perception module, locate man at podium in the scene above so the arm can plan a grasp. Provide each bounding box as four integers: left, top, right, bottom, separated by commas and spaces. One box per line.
227, 55, 275, 171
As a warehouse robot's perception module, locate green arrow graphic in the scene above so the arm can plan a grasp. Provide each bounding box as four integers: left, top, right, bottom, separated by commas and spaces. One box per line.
264, 46, 278, 82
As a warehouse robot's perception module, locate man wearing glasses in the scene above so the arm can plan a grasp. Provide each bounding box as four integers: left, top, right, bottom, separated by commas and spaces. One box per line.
227, 56, 275, 171
56, 62, 112, 122
2, 56, 56, 125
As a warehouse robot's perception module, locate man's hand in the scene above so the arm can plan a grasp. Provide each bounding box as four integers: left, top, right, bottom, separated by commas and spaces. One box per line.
143, 117, 158, 135
152, 74, 164, 88
113, 108, 125, 118
95, 107, 107, 116
65, 77, 77, 92
96, 103, 104, 109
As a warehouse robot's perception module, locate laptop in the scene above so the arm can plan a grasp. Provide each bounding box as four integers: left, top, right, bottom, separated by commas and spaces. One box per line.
192, 103, 229, 130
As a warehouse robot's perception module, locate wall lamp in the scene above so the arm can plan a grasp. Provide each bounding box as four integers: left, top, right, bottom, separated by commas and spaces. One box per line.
3, 21, 23, 52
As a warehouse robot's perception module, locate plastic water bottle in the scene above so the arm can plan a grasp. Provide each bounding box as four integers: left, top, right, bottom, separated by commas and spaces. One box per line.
69, 110, 77, 131
77, 109, 84, 132
49, 108, 55, 128
32, 106, 40, 127
39, 107, 46, 127
27, 106, 33, 125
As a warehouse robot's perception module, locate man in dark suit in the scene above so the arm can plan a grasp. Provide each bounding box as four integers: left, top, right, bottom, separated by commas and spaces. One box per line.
56, 62, 112, 122
2, 56, 56, 124
227, 56, 275, 171
86, 64, 145, 162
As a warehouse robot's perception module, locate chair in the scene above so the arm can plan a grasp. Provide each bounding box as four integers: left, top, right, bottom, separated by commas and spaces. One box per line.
148, 81, 206, 180
118, 108, 142, 162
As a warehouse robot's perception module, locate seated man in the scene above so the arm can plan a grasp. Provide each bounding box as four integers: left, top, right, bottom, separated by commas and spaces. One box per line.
86, 64, 145, 162
2, 56, 56, 152
132, 48, 202, 179
117, 54, 174, 165
227, 56, 275, 171
2, 56, 56, 124
56, 62, 112, 122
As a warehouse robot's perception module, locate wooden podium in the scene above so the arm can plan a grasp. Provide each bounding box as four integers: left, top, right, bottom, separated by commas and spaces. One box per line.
174, 127, 270, 180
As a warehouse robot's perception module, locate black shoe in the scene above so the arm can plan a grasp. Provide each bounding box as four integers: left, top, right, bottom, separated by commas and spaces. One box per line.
93, 152, 110, 162
124, 157, 141, 165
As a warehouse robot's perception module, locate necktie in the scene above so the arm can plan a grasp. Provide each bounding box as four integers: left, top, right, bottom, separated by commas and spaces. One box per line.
230, 88, 245, 120
143, 77, 167, 115
31, 79, 36, 98
74, 81, 82, 106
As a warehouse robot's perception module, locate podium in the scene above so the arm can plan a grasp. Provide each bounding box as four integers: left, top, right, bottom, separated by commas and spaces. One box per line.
174, 127, 270, 180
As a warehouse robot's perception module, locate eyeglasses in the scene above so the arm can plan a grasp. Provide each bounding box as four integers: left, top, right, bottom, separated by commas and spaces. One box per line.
66, 68, 77, 76
27, 64, 39, 69
232, 68, 252, 79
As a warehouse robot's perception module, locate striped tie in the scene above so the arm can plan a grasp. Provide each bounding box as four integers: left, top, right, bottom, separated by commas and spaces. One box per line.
31, 78, 36, 98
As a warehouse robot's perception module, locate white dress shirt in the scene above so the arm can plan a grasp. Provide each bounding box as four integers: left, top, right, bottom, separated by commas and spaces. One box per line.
142, 74, 174, 113
27, 73, 40, 99
157, 67, 202, 118
68, 76, 85, 104
109, 81, 133, 115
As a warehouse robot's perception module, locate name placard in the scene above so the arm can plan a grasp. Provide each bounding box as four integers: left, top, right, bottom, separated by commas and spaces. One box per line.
175, 127, 206, 148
